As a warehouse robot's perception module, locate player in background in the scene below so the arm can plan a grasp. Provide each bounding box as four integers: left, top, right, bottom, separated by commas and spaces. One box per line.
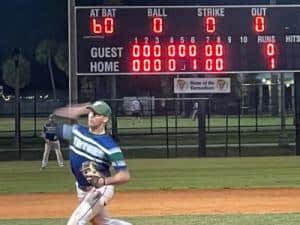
130, 97, 142, 121
40, 114, 64, 170
54, 101, 132, 225
191, 102, 199, 121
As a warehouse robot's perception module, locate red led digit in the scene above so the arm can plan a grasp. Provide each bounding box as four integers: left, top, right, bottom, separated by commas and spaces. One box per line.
216, 58, 224, 71
168, 45, 176, 57
215, 44, 223, 56
204, 43, 225, 71
189, 45, 197, 57
104, 18, 114, 34
205, 44, 213, 57
269, 58, 275, 69
168, 59, 176, 71
143, 45, 151, 57
153, 17, 163, 33
205, 59, 213, 71
205, 17, 216, 33
132, 45, 140, 57
153, 45, 161, 57
91, 18, 102, 34
154, 59, 161, 71
90, 18, 114, 34
192, 59, 197, 70
178, 45, 186, 57
143, 59, 151, 71
132, 60, 140, 72
254, 16, 265, 33
266, 43, 275, 56
265, 43, 276, 69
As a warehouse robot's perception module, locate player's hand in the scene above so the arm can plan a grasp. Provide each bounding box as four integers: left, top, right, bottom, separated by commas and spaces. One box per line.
87, 176, 105, 188
80, 161, 106, 188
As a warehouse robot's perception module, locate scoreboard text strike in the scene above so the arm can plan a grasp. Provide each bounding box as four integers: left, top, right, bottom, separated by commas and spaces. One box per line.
75, 5, 300, 75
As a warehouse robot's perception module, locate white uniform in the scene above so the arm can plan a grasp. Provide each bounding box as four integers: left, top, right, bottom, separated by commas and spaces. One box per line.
41, 120, 64, 168
130, 99, 142, 119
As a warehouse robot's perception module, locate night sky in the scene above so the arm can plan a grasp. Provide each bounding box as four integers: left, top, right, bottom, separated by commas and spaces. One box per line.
0, 0, 299, 93
0, 0, 67, 91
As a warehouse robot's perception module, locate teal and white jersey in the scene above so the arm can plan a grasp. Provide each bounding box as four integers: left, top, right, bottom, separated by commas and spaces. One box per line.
59, 124, 127, 187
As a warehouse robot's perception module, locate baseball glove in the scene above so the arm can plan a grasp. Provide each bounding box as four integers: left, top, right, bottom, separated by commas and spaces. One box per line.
80, 161, 105, 188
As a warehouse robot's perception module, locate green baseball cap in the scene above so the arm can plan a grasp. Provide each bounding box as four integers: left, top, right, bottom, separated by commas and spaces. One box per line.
86, 101, 112, 117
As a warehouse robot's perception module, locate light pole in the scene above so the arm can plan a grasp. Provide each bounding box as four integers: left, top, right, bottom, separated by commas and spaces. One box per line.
12, 48, 22, 159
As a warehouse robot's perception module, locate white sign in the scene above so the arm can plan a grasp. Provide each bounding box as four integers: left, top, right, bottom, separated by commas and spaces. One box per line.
174, 78, 231, 93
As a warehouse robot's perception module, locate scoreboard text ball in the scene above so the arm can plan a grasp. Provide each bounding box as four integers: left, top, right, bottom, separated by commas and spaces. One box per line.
75, 5, 300, 75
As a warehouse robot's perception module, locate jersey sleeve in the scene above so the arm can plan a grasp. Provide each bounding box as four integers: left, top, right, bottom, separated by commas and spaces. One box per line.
107, 147, 127, 171
56, 124, 75, 141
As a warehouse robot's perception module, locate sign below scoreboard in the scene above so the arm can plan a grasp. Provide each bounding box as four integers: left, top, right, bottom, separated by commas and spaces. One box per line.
75, 5, 300, 75
174, 77, 231, 93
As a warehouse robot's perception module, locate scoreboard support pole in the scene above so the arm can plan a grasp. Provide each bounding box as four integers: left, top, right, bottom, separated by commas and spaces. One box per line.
197, 99, 207, 157
111, 76, 118, 140
68, 0, 78, 104
295, 73, 300, 155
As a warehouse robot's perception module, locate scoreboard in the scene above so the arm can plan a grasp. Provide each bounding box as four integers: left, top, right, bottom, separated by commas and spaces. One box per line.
75, 5, 300, 75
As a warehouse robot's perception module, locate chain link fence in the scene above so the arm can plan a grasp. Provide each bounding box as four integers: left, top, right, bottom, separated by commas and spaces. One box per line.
0, 94, 295, 160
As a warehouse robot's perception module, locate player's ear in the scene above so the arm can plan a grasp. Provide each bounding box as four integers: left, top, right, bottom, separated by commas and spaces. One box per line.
103, 116, 109, 123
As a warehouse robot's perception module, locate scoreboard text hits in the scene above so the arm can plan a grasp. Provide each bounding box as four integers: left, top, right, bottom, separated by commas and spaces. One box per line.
75, 5, 300, 75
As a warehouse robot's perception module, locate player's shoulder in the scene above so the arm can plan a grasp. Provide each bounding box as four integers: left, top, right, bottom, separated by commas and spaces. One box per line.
72, 124, 88, 133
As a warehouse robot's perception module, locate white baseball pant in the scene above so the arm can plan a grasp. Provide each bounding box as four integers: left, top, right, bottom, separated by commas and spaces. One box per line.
41, 140, 64, 167
67, 183, 132, 225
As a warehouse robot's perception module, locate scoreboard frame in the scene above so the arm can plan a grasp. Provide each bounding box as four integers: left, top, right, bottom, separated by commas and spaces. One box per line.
75, 5, 300, 75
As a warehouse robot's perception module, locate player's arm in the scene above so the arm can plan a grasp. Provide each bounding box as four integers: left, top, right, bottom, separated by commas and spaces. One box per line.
53, 103, 90, 120
96, 147, 130, 187
55, 123, 75, 142
41, 124, 48, 142
102, 169, 130, 186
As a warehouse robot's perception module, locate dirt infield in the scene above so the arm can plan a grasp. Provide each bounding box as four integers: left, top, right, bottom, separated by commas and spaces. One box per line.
1, 188, 300, 219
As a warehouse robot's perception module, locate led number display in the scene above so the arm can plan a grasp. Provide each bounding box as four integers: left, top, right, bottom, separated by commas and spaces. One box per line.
75, 5, 300, 75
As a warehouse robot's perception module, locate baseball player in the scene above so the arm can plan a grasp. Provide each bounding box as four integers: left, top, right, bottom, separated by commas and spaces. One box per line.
191, 102, 199, 121
53, 101, 132, 225
40, 114, 64, 170
130, 97, 142, 120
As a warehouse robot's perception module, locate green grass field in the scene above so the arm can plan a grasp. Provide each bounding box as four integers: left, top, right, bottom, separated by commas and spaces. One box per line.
1, 157, 300, 193
2, 214, 300, 225
1, 156, 300, 224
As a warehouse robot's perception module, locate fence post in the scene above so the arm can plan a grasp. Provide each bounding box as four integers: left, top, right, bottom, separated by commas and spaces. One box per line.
150, 97, 153, 134
34, 92, 37, 137
165, 100, 169, 158
197, 99, 206, 157
207, 98, 211, 133
225, 110, 229, 157
295, 72, 300, 155
175, 99, 178, 157
255, 86, 258, 132
238, 99, 241, 156
111, 100, 118, 141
